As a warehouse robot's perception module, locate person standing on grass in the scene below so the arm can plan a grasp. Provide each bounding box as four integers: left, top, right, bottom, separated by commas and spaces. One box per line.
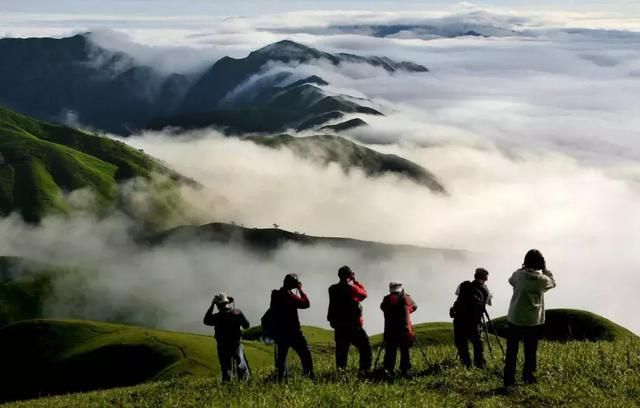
270, 273, 314, 380
380, 282, 418, 377
450, 268, 493, 369
503, 249, 556, 388
203, 293, 250, 382
327, 265, 372, 375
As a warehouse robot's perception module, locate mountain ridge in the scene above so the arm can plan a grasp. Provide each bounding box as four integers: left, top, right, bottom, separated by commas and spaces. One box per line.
0, 34, 427, 135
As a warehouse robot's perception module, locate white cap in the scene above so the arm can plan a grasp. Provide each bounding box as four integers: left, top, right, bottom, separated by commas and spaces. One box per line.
389, 282, 403, 293
213, 292, 230, 305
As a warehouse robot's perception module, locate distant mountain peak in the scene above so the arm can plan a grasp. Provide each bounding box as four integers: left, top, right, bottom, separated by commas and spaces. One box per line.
251, 39, 322, 62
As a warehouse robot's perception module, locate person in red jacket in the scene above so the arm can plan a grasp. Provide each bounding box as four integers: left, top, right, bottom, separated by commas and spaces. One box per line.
270, 273, 314, 380
380, 282, 418, 377
327, 265, 372, 374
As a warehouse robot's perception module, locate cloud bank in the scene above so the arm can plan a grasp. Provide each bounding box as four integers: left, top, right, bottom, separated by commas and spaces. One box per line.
1, 3, 639, 336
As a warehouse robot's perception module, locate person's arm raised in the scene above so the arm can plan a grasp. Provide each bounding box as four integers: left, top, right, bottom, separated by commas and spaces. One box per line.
203, 303, 216, 326
351, 281, 368, 301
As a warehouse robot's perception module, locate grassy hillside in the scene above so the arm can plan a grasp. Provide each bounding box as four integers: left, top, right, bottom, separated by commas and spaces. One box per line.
251, 134, 445, 192
0, 311, 636, 405
0, 106, 188, 223
5, 336, 640, 407
490, 309, 636, 342
0, 319, 269, 402
146, 222, 464, 259
0, 257, 57, 328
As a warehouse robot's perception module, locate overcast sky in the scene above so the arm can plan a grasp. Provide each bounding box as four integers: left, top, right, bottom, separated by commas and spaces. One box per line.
1, 0, 639, 15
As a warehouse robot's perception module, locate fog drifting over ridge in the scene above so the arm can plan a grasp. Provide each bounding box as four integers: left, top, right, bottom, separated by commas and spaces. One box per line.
1, 4, 640, 335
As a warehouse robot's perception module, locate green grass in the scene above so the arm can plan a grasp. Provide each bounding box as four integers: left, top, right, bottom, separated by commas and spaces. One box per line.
4, 337, 640, 408
0, 319, 274, 402
0, 313, 637, 406
0, 106, 186, 224
490, 309, 636, 342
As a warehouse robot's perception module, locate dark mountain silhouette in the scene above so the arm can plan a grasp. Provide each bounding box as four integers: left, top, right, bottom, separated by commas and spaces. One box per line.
144, 222, 461, 259
0, 34, 192, 134
0, 35, 427, 135
250, 134, 446, 192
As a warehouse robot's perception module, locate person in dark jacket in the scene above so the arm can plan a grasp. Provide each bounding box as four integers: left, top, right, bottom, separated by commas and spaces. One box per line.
327, 265, 372, 374
203, 292, 250, 382
380, 282, 418, 376
503, 249, 556, 388
451, 268, 493, 369
271, 273, 314, 380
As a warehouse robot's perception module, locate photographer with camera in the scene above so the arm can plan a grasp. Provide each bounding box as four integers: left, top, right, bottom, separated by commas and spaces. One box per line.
503, 249, 556, 388
269, 273, 314, 380
327, 265, 372, 375
380, 282, 418, 377
203, 293, 250, 382
450, 268, 492, 369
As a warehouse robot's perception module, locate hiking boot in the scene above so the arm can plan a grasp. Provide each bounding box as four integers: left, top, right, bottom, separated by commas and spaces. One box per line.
523, 374, 537, 385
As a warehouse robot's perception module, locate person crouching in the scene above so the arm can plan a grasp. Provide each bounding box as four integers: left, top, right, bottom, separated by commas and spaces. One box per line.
203, 293, 250, 382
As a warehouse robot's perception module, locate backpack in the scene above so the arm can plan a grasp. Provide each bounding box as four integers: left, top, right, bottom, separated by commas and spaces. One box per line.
260, 289, 281, 340
261, 307, 277, 340
327, 283, 361, 328
451, 281, 488, 321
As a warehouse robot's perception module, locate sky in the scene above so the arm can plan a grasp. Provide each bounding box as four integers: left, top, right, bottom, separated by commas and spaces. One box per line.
1, 1, 640, 334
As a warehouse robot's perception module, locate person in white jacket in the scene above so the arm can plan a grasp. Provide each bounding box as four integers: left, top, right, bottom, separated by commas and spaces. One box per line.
503, 249, 556, 388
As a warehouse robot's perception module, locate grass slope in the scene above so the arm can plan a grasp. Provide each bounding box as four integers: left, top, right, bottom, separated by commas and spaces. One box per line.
251, 134, 445, 192
1, 310, 635, 404
0, 319, 271, 402
6, 338, 640, 407
147, 222, 464, 259
0, 106, 187, 223
0, 257, 57, 328
490, 309, 636, 342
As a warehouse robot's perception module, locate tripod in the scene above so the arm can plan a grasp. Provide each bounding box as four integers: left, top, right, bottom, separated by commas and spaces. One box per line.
481, 310, 505, 358
413, 333, 429, 366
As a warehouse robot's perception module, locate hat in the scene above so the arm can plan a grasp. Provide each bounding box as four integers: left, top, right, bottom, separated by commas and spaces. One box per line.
213, 292, 230, 306
389, 282, 403, 293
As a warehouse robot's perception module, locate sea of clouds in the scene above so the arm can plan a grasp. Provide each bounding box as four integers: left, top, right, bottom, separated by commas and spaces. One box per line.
1, 2, 639, 334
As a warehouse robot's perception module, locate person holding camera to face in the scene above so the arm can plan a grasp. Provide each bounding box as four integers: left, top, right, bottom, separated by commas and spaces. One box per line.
270, 273, 314, 380
503, 249, 556, 388
380, 282, 418, 377
327, 266, 372, 375
203, 293, 250, 382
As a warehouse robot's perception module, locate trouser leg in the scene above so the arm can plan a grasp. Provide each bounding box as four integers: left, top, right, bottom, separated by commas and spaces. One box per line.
291, 333, 314, 377
470, 324, 486, 369
352, 327, 372, 371
503, 324, 520, 387
383, 341, 397, 373
233, 343, 249, 380
217, 343, 233, 382
399, 343, 412, 374
454, 321, 471, 368
275, 340, 290, 380
334, 328, 350, 369
523, 326, 539, 382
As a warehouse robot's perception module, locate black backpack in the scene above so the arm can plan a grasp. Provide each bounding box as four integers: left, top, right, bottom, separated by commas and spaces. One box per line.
261, 290, 281, 340
451, 281, 488, 320
327, 283, 362, 328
